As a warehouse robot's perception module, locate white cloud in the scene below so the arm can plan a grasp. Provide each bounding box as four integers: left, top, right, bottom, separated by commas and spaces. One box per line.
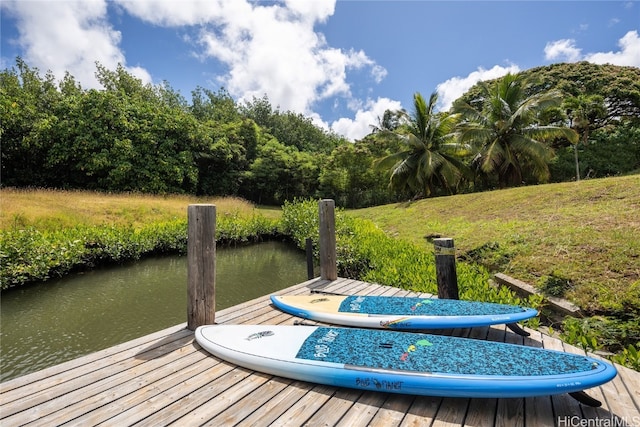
330, 97, 403, 141
1, 0, 151, 88
544, 39, 582, 62
435, 65, 520, 112
544, 30, 640, 68
584, 30, 640, 67
118, 0, 386, 130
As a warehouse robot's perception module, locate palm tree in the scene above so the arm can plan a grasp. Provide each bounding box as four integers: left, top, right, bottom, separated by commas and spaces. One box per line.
454, 73, 578, 188
376, 92, 471, 198
564, 94, 607, 181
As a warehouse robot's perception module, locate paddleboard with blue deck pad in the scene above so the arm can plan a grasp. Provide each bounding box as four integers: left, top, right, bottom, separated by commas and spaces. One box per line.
195, 325, 617, 399
270, 294, 538, 329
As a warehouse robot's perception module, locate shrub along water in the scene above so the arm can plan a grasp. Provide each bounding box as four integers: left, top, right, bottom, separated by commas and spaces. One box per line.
0, 216, 279, 290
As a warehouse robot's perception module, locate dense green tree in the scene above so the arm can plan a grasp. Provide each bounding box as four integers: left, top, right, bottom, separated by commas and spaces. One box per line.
453, 73, 578, 188
550, 122, 640, 181
241, 139, 320, 204
240, 96, 344, 154
48, 85, 204, 193
563, 94, 607, 181
191, 86, 240, 123
2, 57, 636, 205
0, 58, 64, 187
459, 63, 640, 126
376, 92, 470, 198
196, 119, 265, 196
319, 141, 395, 208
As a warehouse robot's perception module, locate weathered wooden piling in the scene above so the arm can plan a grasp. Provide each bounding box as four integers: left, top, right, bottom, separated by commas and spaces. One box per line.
305, 237, 315, 280
187, 204, 216, 330
319, 199, 337, 281
434, 237, 459, 299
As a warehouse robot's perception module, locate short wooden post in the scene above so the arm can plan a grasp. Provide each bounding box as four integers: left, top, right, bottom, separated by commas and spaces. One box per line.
305, 237, 315, 280
434, 238, 459, 300
319, 199, 337, 281
187, 204, 216, 330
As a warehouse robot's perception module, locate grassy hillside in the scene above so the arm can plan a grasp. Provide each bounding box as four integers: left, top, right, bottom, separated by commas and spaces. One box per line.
350, 175, 640, 317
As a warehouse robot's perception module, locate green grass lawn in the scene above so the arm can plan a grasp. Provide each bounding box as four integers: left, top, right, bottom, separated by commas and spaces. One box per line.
349, 174, 640, 317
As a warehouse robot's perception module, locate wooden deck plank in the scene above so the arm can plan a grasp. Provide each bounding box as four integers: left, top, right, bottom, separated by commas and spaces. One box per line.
398, 396, 442, 427
617, 364, 640, 411
175, 370, 274, 425
236, 380, 315, 427
297, 388, 363, 427
1, 332, 195, 423
268, 385, 339, 426
333, 391, 389, 427
126, 362, 242, 427
1, 277, 639, 427
30, 345, 209, 427
464, 398, 498, 427
0, 325, 192, 400
53, 349, 217, 426
431, 397, 470, 426
0, 323, 191, 395
26, 343, 196, 425
202, 376, 295, 427
523, 329, 556, 427
368, 394, 416, 427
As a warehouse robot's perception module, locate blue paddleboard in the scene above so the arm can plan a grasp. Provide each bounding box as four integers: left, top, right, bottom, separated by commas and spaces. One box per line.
195, 325, 617, 399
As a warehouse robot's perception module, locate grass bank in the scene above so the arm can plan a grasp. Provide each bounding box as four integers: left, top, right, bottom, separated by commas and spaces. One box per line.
349, 175, 640, 367
0, 188, 280, 230
349, 175, 640, 315
1, 189, 280, 289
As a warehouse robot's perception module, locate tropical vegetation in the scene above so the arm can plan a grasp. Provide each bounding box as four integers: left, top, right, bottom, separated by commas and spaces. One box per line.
376, 92, 471, 197
2, 59, 639, 207
453, 73, 578, 188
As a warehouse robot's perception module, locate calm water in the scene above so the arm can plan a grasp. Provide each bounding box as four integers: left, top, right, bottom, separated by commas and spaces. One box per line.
0, 241, 307, 382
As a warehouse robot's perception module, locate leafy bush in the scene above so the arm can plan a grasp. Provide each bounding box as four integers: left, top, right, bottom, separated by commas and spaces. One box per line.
0, 214, 279, 290
217, 211, 279, 244
611, 344, 640, 371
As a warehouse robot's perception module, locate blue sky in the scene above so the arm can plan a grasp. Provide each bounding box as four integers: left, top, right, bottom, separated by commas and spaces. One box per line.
2, 1, 639, 140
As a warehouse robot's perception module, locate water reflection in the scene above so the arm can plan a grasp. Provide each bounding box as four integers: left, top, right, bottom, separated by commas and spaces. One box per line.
0, 241, 307, 382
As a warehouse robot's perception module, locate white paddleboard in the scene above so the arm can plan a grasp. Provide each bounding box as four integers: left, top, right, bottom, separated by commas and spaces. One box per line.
270, 294, 538, 329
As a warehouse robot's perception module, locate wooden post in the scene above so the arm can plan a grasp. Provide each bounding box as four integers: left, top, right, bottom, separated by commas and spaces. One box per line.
187, 204, 216, 330
434, 238, 459, 300
305, 237, 315, 280
319, 199, 337, 281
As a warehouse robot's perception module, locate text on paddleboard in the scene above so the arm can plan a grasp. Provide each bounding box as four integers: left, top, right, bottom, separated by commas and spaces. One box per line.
314, 329, 339, 358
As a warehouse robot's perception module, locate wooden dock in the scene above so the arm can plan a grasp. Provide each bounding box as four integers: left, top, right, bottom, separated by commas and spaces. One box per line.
2, 277, 639, 426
